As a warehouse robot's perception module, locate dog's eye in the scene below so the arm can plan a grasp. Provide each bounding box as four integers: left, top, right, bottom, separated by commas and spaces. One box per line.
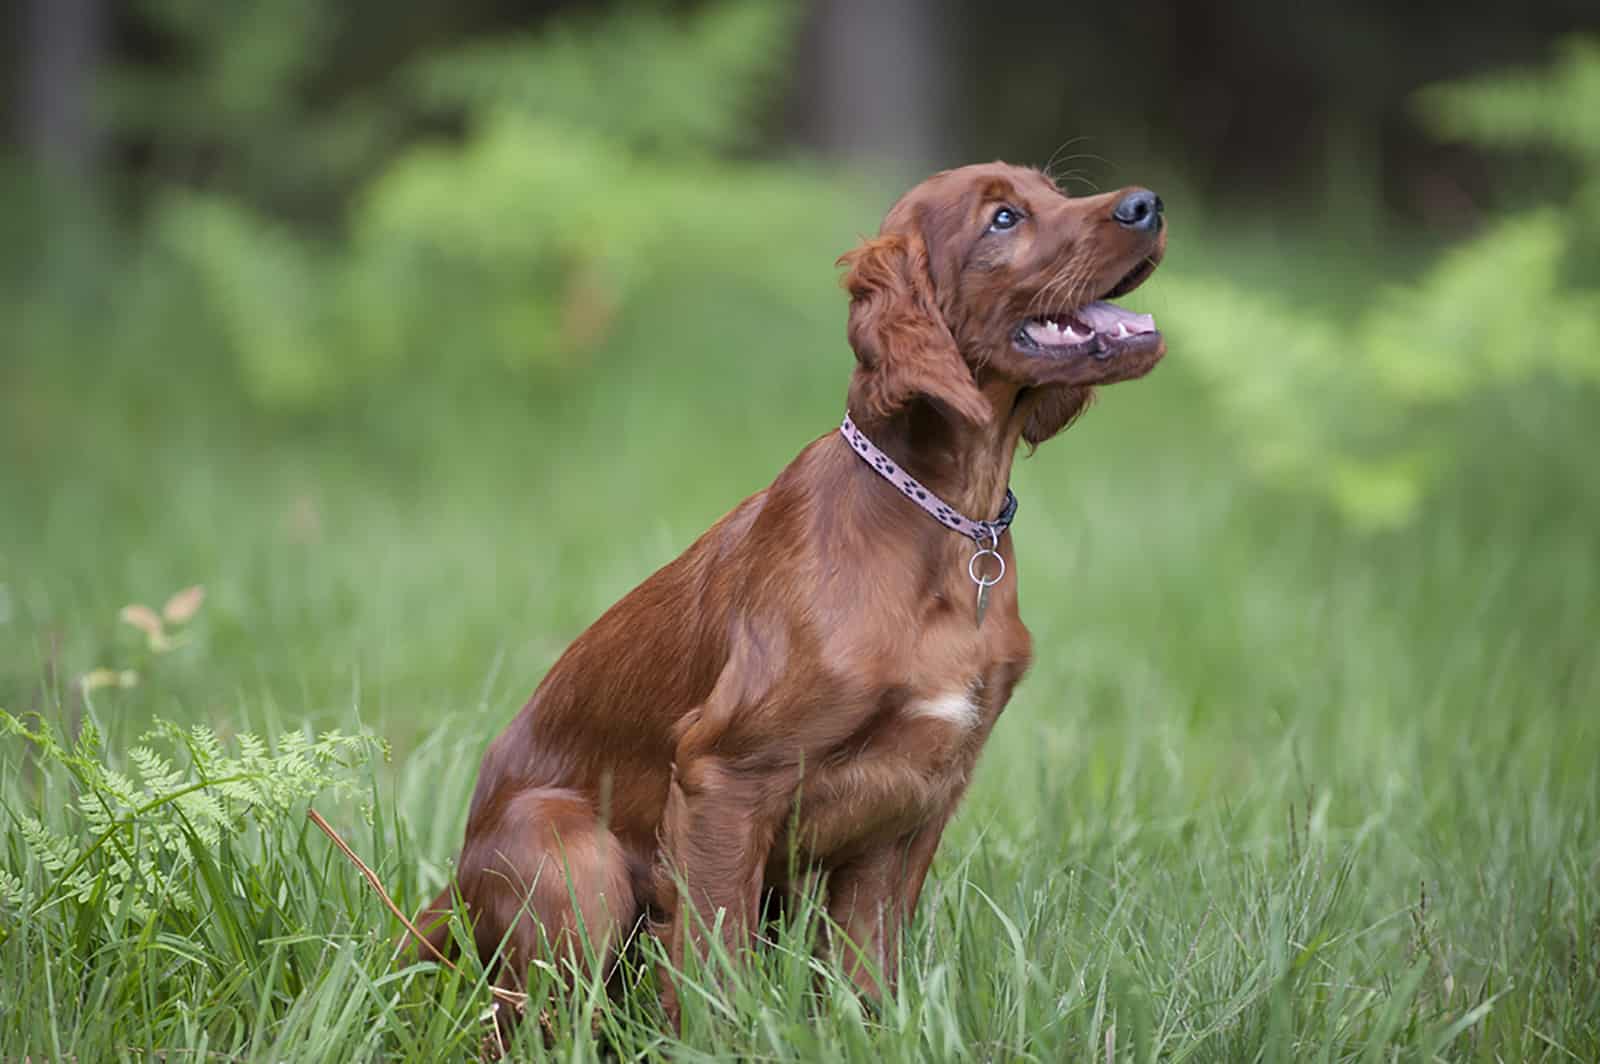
988, 207, 1021, 232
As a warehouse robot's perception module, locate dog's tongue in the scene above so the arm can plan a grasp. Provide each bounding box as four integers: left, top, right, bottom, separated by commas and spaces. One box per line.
1077, 301, 1156, 336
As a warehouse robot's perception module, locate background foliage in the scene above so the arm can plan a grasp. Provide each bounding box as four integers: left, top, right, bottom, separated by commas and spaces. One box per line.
1165, 37, 1600, 526
2, 1, 1597, 1059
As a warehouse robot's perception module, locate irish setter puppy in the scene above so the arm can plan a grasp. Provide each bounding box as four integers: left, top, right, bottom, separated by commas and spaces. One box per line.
419, 162, 1167, 1021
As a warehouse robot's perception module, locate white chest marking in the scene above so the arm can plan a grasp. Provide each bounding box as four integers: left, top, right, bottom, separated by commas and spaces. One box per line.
905, 689, 980, 729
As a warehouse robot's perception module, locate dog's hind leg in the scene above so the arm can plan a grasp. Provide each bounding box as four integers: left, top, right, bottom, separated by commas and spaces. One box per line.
443, 786, 637, 992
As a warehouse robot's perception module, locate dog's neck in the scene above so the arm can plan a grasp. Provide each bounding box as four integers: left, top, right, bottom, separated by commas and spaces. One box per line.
850, 379, 1031, 528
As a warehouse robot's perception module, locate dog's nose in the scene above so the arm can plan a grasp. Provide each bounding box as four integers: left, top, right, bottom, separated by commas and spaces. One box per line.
1111, 189, 1164, 232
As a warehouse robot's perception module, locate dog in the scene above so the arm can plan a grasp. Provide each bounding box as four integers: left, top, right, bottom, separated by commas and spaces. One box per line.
418, 162, 1167, 1023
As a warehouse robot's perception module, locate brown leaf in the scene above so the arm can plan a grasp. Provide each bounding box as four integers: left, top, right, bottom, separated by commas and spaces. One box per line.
119, 604, 164, 640
162, 585, 206, 625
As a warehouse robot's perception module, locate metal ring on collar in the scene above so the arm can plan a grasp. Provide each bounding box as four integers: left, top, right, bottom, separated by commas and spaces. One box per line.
968, 548, 1005, 588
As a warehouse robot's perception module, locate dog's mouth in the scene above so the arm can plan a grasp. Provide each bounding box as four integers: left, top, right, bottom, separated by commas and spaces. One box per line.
1014, 259, 1161, 361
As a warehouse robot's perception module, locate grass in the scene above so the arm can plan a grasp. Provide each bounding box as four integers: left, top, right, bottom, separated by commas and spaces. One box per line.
3, 236, 1598, 1060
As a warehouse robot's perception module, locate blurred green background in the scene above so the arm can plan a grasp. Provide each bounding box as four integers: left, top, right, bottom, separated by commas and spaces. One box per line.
3, 1, 1599, 1059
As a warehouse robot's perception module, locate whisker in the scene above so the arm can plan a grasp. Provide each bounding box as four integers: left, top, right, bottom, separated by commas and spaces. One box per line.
1053, 150, 1115, 169
1025, 260, 1074, 319
1060, 262, 1093, 309
1060, 262, 1098, 318
1049, 267, 1088, 316
1045, 262, 1088, 317
1047, 151, 1117, 196
1027, 257, 1091, 321
1042, 138, 1091, 184
1024, 263, 1061, 319
1053, 169, 1099, 194
1045, 266, 1084, 317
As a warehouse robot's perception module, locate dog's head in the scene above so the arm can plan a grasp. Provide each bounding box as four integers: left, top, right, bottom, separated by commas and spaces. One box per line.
839, 162, 1166, 444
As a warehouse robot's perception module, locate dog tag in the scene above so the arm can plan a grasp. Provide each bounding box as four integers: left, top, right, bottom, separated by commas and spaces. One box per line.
968, 540, 1005, 629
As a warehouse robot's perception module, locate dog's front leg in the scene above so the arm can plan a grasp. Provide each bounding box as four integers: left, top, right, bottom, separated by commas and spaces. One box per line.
824, 802, 957, 1002
822, 839, 912, 1001
654, 753, 775, 1027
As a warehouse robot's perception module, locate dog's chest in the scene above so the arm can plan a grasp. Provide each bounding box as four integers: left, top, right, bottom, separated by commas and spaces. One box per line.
790, 681, 992, 863
901, 687, 983, 729
789, 605, 1031, 863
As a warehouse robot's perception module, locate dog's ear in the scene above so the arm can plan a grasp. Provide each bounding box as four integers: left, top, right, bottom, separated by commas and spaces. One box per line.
1022, 386, 1094, 449
838, 233, 990, 427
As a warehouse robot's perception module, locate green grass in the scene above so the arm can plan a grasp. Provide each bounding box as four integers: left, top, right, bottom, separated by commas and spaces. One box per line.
3, 255, 1598, 1060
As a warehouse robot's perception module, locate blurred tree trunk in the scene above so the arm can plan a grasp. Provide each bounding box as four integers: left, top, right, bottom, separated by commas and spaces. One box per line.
20, 0, 105, 178
808, 0, 954, 175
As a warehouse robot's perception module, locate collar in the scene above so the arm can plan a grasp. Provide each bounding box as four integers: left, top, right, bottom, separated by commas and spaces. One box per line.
839, 413, 1018, 546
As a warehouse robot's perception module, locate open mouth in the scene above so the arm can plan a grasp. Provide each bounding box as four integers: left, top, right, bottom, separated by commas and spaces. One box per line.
1014, 260, 1161, 361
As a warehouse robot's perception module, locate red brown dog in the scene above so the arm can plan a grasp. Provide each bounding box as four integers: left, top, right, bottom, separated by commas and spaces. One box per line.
419, 162, 1167, 1020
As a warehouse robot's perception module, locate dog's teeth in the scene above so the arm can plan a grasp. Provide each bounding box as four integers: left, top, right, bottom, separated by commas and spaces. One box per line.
1065, 326, 1088, 342
1113, 323, 1131, 339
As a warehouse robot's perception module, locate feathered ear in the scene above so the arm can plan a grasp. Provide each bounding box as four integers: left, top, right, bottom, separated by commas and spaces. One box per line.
1022, 386, 1094, 449
838, 233, 990, 426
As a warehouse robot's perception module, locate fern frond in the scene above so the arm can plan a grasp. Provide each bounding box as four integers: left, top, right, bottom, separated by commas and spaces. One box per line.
6, 714, 381, 921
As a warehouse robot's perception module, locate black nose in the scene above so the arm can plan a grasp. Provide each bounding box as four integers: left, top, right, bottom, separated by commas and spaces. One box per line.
1112, 189, 1163, 232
